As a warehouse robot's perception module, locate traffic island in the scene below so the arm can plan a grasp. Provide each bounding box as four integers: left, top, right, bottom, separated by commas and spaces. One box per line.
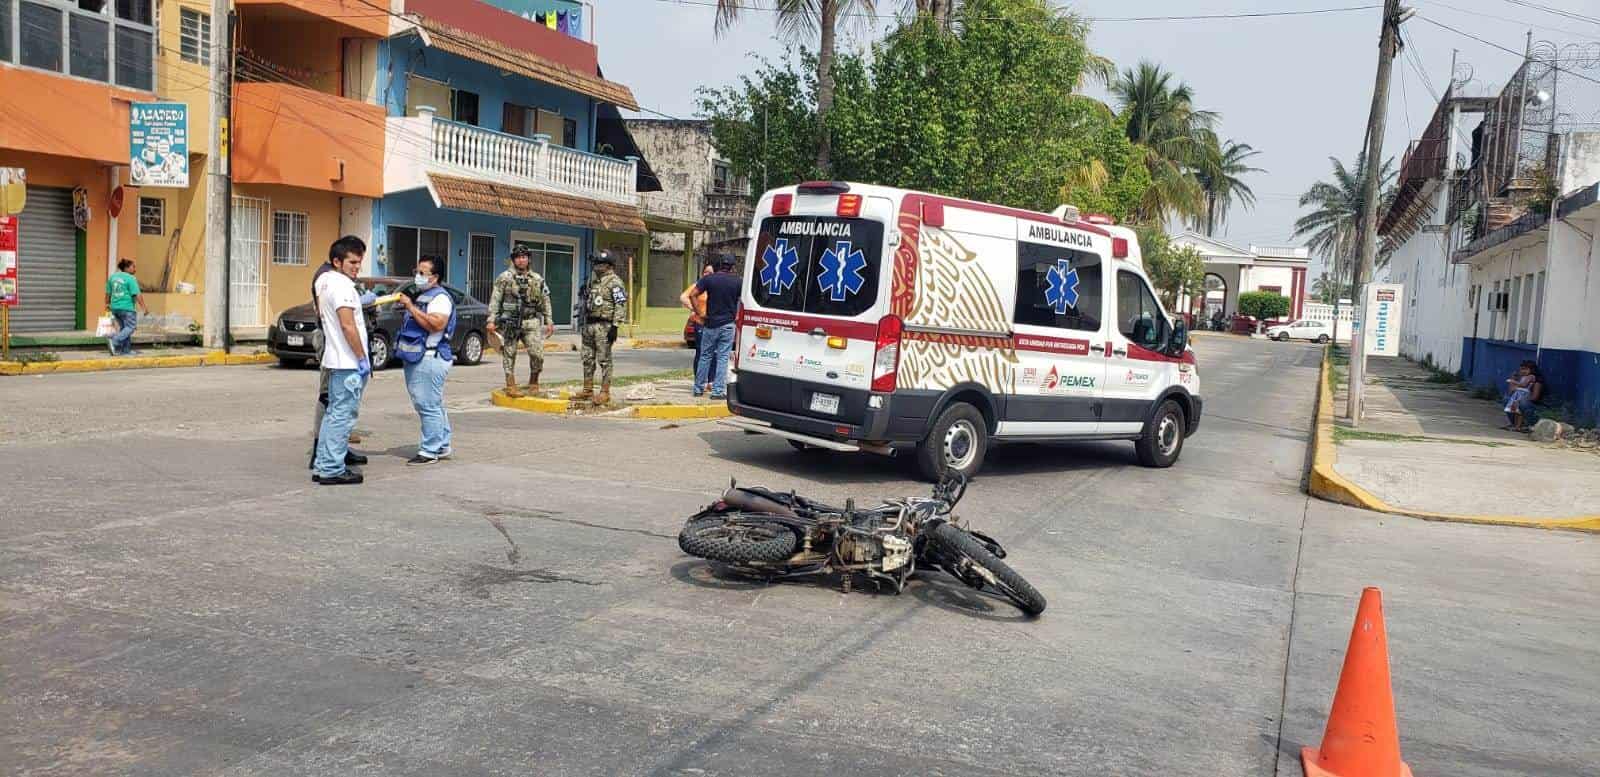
1308, 346, 1600, 533
0, 350, 276, 375
490, 377, 730, 420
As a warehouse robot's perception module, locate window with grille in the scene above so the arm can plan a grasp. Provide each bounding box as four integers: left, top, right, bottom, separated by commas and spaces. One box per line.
180, 8, 210, 66
138, 197, 163, 235
272, 211, 309, 266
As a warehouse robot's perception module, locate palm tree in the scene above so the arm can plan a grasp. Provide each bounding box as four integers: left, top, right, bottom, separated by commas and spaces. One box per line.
1109, 61, 1216, 223
1192, 132, 1263, 236
716, 0, 876, 176
1310, 274, 1337, 304
1293, 152, 1395, 301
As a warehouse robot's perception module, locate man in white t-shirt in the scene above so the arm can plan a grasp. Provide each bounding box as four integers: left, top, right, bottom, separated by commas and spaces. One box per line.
311, 237, 372, 485
394, 257, 456, 464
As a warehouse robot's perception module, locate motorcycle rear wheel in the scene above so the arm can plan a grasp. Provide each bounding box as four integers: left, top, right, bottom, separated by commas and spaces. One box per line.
928, 523, 1047, 617
679, 515, 799, 564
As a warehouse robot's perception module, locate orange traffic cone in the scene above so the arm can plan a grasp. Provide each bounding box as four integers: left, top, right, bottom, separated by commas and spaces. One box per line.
1302, 587, 1413, 777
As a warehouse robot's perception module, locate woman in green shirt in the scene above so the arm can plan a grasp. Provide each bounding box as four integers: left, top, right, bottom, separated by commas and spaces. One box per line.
105, 258, 148, 356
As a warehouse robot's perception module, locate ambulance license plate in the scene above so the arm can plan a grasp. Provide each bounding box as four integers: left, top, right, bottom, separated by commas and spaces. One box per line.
286, 334, 305, 346
810, 392, 840, 415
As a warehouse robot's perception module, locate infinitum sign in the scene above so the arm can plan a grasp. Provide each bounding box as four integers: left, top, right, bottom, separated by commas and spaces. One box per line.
1364, 283, 1403, 357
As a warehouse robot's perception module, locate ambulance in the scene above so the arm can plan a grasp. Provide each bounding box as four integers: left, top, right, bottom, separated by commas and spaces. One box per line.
722, 181, 1201, 480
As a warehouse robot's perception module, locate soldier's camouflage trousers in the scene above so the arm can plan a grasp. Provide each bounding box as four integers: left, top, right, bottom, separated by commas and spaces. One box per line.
500, 319, 544, 378
580, 322, 616, 383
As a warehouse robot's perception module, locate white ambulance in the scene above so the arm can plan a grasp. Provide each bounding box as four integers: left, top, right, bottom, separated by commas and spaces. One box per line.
722, 181, 1201, 480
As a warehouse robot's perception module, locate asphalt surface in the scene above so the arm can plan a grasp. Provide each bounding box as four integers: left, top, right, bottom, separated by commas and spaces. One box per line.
2, 337, 1595, 776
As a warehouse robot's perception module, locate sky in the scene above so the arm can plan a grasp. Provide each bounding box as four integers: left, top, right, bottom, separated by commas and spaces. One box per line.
594, 0, 1600, 277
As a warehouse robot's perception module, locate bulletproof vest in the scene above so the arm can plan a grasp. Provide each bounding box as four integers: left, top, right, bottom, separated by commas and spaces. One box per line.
396, 286, 458, 363
587, 273, 622, 321
499, 271, 545, 320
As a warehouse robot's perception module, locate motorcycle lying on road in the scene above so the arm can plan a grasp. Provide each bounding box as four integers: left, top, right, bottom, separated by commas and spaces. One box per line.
677, 474, 1046, 617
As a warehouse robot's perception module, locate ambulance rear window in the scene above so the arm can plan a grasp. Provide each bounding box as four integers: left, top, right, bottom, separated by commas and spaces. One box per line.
751, 216, 884, 317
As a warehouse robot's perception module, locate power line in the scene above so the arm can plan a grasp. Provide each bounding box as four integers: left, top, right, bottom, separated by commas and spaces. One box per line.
1415, 15, 1600, 86
1416, 0, 1600, 43
1495, 0, 1600, 29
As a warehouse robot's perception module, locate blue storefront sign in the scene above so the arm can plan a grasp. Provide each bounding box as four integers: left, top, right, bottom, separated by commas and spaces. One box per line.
129, 102, 189, 188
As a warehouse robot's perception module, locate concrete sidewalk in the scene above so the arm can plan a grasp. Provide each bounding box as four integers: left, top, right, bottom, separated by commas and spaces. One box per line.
1331, 354, 1600, 519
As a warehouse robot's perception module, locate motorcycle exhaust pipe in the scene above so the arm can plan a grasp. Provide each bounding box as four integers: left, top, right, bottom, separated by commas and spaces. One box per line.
720, 489, 799, 518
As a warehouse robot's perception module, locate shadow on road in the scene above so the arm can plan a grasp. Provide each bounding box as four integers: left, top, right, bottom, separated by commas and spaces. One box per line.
697, 430, 1134, 483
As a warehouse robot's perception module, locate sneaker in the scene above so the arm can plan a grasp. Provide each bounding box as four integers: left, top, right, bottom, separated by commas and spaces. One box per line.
107, 340, 117, 356
312, 470, 364, 485
406, 454, 440, 466
345, 451, 369, 466
708, 393, 727, 400
692, 391, 705, 398
124, 349, 139, 357
436, 448, 453, 460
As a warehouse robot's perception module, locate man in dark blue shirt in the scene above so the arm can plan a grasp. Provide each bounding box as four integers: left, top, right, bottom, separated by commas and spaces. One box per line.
682, 254, 742, 398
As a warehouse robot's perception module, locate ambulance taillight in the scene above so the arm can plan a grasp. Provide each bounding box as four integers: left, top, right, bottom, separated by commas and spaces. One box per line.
871, 315, 903, 393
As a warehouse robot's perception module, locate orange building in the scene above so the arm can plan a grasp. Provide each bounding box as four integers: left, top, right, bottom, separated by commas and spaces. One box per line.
0, 1, 155, 332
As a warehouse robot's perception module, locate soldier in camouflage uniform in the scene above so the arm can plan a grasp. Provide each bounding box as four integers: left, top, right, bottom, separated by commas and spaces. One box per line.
575, 251, 627, 405
486, 247, 554, 398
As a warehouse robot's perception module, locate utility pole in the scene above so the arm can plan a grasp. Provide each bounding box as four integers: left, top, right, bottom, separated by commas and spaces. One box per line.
202, 0, 231, 349
1346, 0, 1411, 425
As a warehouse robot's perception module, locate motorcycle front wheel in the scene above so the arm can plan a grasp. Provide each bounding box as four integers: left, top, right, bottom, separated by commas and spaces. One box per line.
928, 523, 1047, 617
679, 514, 799, 564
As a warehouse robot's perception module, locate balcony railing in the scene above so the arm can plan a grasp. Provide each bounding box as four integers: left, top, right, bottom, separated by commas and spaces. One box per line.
386, 109, 638, 206
2, 0, 155, 90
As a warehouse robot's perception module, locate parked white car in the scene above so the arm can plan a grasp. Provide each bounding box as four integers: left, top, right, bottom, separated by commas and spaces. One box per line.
1265, 319, 1332, 343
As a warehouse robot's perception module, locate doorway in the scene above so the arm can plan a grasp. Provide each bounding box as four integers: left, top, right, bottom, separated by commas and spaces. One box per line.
510, 231, 578, 326
468, 233, 496, 302
230, 196, 270, 327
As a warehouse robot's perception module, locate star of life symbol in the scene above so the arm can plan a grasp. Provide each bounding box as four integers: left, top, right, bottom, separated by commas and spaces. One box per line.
1044, 259, 1080, 315
817, 240, 867, 302
760, 238, 800, 296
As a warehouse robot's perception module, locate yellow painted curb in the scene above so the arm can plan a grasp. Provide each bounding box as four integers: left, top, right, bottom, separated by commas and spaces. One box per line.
0, 351, 274, 375
1308, 346, 1600, 533
489, 389, 571, 414
633, 403, 732, 420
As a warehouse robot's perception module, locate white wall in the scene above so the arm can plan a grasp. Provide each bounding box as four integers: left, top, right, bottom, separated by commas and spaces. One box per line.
1245, 265, 1293, 296
1387, 185, 1474, 370
1540, 212, 1599, 354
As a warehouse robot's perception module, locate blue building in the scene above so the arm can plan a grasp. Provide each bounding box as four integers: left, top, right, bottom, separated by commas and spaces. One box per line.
373, 0, 654, 326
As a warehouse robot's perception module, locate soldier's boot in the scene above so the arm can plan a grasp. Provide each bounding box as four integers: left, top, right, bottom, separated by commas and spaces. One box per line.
573, 377, 594, 401
525, 370, 541, 394
503, 373, 523, 398
595, 380, 612, 406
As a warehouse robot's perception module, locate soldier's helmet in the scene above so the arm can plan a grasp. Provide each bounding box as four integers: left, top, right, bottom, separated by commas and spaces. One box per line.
591, 250, 615, 268
510, 246, 532, 262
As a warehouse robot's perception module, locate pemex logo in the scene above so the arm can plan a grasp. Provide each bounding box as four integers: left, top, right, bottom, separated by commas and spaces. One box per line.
1042, 365, 1060, 390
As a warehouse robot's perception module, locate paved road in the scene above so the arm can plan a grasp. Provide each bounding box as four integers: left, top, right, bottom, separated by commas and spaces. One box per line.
2, 337, 1595, 776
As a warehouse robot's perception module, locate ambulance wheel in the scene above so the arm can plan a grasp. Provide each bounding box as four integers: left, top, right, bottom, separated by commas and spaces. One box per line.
917, 403, 988, 482
1136, 400, 1185, 468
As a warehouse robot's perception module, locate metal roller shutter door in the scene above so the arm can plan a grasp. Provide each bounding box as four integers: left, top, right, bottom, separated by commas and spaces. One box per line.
11, 187, 78, 332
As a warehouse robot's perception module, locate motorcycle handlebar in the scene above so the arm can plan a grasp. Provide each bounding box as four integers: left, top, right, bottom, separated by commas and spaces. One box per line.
933, 472, 967, 513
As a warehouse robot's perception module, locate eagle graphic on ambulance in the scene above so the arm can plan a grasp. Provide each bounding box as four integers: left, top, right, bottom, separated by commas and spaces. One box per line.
722, 181, 1200, 480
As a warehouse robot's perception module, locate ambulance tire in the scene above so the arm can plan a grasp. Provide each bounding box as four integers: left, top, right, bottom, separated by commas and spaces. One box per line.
1135, 399, 1186, 468
917, 403, 988, 482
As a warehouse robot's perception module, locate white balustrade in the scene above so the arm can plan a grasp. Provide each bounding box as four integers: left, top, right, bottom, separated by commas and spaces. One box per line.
410, 114, 637, 205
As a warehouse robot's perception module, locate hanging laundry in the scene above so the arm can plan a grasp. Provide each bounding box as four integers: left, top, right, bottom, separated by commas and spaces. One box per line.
534, 11, 545, 26
567, 7, 582, 38
557, 10, 568, 34
545, 11, 557, 30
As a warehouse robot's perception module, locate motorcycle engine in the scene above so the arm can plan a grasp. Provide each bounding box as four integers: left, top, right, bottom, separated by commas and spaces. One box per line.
839, 535, 880, 564
880, 535, 912, 572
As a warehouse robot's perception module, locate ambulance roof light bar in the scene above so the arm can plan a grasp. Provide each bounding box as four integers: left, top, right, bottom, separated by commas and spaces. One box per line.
1083, 213, 1115, 225
797, 181, 852, 195
1050, 204, 1081, 223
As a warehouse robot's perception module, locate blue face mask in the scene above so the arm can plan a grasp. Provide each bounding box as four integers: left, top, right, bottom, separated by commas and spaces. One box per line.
414, 273, 430, 288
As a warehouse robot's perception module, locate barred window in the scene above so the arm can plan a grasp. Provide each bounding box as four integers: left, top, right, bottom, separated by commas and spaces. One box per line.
180, 8, 210, 66
138, 197, 164, 235
272, 211, 308, 266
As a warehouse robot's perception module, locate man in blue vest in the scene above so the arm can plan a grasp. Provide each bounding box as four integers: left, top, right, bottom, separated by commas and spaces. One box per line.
393, 257, 457, 465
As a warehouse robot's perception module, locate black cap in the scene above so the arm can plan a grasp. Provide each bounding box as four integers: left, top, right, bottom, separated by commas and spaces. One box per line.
715, 254, 736, 271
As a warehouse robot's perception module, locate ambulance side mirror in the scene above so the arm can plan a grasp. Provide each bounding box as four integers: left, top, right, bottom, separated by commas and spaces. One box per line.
1168, 319, 1188, 356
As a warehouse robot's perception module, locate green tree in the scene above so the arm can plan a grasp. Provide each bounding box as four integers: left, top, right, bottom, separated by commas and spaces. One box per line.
1293, 152, 1395, 291
1192, 133, 1263, 236
1109, 61, 1215, 223
700, 0, 1151, 218
1135, 227, 1205, 311
713, 0, 877, 177
1311, 274, 1339, 304
1238, 290, 1291, 321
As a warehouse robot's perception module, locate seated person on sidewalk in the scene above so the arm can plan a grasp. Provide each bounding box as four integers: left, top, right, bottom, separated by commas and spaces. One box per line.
1502, 360, 1543, 431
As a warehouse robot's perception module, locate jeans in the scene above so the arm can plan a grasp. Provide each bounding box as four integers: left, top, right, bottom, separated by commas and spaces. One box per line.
314, 369, 366, 477
110, 310, 138, 354
404, 354, 452, 458
695, 323, 735, 396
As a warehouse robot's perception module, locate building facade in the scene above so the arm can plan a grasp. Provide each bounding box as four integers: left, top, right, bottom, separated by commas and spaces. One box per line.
1170, 233, 1310, 324
1381, 47, 1600, 425
626, 119, 753, 331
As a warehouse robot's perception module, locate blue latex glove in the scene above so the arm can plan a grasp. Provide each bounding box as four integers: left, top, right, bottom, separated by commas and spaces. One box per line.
359, 291, 378, 307
356, 358, 372, 380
